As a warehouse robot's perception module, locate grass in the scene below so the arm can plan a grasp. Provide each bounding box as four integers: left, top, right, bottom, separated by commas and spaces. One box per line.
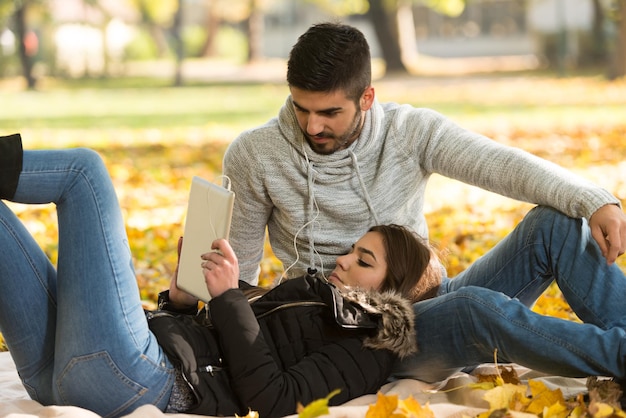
2, 72, 625, 133
0, 82, 288, 131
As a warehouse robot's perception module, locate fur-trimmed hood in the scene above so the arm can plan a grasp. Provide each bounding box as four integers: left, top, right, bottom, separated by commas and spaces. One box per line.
247, 275, 417, 358
334, 287, 418, 359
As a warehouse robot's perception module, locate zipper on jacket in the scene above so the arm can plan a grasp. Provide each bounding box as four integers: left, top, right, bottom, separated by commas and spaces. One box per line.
198, 364, 224, 376
145, 310, 179, 320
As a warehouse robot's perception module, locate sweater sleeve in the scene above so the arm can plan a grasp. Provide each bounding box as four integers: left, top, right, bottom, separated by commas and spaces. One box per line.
223, 133, 274, 285
209, 289, 394, 417
411, 108, 620, 219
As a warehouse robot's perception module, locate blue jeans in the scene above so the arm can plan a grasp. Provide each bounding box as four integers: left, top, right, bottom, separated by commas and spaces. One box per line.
0, 149, 175, 417
394, 205, 626, 382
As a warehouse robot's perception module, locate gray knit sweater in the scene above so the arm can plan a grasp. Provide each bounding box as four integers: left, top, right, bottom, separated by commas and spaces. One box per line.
223, 97, 619, 284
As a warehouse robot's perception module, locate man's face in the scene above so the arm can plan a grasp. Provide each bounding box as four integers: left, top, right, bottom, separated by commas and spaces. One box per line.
289, 86, 374, 155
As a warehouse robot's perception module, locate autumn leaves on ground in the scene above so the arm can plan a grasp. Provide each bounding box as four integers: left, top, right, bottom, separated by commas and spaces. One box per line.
1, 72, 626, 414
4, 73, 626, 320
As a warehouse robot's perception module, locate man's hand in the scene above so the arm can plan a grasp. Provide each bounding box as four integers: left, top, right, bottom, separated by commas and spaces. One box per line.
168, 236, 199, 308
589, 204, 626, 264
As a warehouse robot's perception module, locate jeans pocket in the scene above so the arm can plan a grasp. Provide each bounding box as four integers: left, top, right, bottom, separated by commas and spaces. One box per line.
56, 351, 150, 417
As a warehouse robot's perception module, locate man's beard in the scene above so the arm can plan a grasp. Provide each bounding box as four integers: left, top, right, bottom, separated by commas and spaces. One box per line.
305, 110, 363, 155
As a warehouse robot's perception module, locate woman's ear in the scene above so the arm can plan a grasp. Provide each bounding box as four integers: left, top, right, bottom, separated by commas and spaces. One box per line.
360, 86, 375, 111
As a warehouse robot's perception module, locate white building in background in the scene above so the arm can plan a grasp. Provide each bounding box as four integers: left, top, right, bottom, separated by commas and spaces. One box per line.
527, 0, 593, 33
1, 28, 16, 55
48, 0, 136, 76
54, 18, 134, 77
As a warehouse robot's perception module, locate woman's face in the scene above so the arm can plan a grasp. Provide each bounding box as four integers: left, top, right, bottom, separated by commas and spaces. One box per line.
328, 231, 388, 292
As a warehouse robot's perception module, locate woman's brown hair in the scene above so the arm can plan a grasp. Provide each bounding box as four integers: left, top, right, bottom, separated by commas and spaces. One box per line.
369, 224, 442, 303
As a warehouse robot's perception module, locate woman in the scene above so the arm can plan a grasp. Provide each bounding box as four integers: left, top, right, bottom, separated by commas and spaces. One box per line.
0, 134, 437, 417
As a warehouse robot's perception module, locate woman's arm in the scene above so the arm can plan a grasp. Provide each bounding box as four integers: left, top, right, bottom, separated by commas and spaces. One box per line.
202, 239, 393, 416
209, 289, 394, 417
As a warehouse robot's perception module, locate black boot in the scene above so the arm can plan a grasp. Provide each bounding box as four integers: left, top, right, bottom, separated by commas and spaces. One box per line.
0, 133, 23, 199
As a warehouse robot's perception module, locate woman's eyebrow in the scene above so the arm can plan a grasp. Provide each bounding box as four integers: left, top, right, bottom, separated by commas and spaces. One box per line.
356, 246, 377, 261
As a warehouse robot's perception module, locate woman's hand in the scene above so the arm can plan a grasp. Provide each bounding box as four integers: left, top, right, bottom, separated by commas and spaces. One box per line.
201, 238, 240, 298
168, 236, 199, 308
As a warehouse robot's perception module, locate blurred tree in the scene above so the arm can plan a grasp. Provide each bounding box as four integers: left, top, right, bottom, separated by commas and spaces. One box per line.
199, 0, 220, 56
421, 0, 465, 15
591, 0, 608, 64
608, 0, 626, 78
0, 0, 13, 22
127, 0, 187, 85
246, 0, 264, 62
368, 0, 406, 72
128, 0, 178, 57
172, 0, 184, 85
312, 0, 467, 74
14, 0, 37, 89
310, 0, 406, 71
196, 0, 272, 62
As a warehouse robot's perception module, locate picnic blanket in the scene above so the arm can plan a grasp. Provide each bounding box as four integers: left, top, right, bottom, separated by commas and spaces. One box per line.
0, 351, 589, 417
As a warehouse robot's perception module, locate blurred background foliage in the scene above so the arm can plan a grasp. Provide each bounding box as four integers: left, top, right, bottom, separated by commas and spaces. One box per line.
1, 0, 626, 88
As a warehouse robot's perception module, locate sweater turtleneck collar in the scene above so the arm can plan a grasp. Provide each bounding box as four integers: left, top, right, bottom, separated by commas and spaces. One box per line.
276, 95, 383, 274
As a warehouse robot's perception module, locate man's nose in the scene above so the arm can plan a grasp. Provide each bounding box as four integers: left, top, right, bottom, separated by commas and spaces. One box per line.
306, 114, 324, 135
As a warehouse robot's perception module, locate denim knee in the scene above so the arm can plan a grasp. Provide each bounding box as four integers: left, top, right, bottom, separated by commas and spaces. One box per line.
67, 148, 107, 171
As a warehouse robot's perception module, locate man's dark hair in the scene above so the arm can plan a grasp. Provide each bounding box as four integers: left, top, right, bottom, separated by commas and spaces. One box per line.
287, 22, 371, 102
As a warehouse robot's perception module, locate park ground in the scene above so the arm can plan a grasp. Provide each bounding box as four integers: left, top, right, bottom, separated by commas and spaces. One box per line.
1, 58, 626, 324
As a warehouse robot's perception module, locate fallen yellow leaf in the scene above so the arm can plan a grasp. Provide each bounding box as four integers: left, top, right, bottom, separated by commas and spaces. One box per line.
398, 396, 435, 418
366, 392, 403, 418
297, 389, 341, 418
483, 383, 528, 411
525, 380, 564, 415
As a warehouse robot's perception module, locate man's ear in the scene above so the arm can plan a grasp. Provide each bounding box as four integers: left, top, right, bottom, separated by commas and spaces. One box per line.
360, 86, 375, 111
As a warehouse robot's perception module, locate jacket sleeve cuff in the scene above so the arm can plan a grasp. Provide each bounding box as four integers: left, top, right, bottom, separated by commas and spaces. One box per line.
157, 290, 198, 315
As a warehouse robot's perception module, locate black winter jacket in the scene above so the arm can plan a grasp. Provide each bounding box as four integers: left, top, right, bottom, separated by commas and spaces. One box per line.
148, 274, 416, 417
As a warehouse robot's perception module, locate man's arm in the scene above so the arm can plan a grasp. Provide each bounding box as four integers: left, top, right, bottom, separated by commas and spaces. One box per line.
223, 135, 273, 284
411, 108, 624, 261
412, 109, 618, 218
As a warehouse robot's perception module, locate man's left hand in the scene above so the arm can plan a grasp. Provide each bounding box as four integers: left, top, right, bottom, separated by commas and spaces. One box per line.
589, 204, 626, 264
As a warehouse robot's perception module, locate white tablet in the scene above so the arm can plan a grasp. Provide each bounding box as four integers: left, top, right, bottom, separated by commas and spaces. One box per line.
176, 176, 235, 302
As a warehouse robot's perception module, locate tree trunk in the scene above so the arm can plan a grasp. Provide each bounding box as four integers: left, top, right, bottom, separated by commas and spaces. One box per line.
366, 0, 407, 74
99, 17, 113, 78
14, 3, 36, 89
200, 0, 220, 57
172, 0, 184, 86
246, 0, 264, 63
608, 0, 626, 79
396, 0, 418, 67
148, 24, 169, 58
591, 0, 607, 63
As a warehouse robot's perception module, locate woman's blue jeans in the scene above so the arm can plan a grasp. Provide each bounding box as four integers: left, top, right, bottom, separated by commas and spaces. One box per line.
394, 205, 626, 382
0, 149, 174, 417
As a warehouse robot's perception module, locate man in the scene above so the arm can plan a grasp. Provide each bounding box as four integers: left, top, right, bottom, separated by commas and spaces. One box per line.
223, 22, 626, 382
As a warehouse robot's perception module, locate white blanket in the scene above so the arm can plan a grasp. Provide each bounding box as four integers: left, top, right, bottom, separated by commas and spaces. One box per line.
0, 351, 588, 417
